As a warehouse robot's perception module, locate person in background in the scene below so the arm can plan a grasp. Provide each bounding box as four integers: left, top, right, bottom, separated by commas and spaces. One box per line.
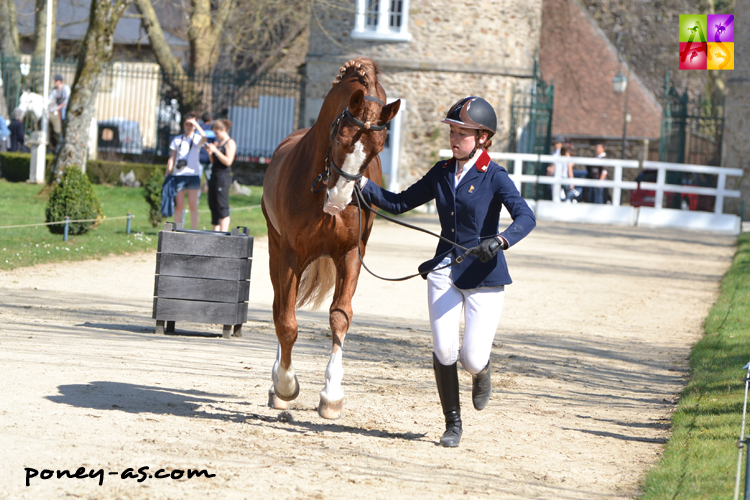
48, 74, 70, 150
206, 119, 236, 232
8, 108, 26, 152
166, 112, 207, 229
198, 112, 216, 185
560, 146, 580, 202
586, 143, 608, 204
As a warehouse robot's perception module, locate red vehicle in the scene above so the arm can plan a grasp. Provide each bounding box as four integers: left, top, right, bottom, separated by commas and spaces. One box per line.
630, 169, 715, 211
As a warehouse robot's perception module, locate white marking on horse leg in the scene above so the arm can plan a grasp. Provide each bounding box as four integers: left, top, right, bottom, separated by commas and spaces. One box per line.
323, 141, 367, 215
271, 343, 299, 402
318, 346, 345, 419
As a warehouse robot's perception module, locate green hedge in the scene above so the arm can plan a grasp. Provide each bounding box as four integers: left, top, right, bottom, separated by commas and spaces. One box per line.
0, 152, 55, 182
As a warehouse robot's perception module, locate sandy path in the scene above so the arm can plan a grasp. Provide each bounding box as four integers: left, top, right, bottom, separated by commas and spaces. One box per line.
0, 218, 736, 499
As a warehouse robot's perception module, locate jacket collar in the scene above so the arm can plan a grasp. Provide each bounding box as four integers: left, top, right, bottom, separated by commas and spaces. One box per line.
442, 149, 491, 172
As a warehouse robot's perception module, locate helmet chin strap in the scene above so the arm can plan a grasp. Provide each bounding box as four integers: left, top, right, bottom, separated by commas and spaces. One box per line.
455, 147, 476, 162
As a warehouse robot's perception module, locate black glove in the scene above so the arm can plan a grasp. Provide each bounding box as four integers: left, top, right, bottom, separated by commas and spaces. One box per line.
472, 237, 504, 263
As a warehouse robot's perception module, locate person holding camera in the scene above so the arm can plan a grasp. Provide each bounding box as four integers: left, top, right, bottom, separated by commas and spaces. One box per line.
166, 112, 208, 229
205, 119, 236, 232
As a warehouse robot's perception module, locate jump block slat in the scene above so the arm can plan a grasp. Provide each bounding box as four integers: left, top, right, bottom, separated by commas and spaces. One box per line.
154, 276, 250, 303
156, 253, 252, 281
153, 298, 248, 325
157, 230, 253, 259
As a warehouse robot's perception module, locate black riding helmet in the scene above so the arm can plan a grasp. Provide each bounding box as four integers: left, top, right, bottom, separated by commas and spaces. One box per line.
441, 96, 497, 136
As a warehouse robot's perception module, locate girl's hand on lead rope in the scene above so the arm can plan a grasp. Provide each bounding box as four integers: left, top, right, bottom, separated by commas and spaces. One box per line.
472, 236, 507, 263
359, 177, 368, 189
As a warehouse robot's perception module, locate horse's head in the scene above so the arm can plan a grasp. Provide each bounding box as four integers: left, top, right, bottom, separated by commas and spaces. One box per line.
19, 91, 44, 121
322, 87, 400, 215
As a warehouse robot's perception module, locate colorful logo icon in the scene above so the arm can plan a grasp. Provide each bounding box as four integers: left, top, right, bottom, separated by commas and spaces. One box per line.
679, 14, 734, 70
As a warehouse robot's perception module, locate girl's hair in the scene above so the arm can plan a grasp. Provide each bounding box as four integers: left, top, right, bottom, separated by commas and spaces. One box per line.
212, 118, 232, 132
12, 107, 24, 120
183, 111, 196, 122
477, 130, 493, 150
560, 146, 572, 156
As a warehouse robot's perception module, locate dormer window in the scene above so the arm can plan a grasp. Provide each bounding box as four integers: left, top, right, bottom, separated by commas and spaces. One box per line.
351, 0, 412, 42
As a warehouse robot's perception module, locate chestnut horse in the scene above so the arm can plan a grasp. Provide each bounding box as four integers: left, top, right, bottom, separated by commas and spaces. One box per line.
261, 58, 400, 419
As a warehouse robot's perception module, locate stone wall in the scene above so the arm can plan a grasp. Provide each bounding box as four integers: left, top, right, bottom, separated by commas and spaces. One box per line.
304, 0, 543, 188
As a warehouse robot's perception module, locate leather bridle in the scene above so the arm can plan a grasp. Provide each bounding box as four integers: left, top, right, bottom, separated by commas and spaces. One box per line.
311, 95, 388, 193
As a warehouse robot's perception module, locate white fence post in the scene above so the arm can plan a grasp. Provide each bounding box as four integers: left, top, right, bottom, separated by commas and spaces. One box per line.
513, 158, 523, 192
716, 172, 726, 215
654, 167, 666, 209
612, 162, 623, 207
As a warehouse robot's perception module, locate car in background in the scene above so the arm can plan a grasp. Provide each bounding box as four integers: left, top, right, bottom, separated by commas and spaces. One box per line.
98, 119, 143, 155
630, 169, 715, 211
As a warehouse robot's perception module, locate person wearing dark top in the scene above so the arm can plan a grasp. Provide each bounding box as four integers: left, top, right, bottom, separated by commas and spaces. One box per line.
205, 119, 237, 232
8, 108, 26, 152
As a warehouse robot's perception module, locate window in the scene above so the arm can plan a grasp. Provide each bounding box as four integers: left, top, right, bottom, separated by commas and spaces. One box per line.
351, 0, 412, 42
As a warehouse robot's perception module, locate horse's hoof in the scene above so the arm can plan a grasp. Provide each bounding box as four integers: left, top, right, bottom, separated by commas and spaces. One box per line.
273, 375, 300, 402
268, 387, 289, 410
318, 398, 344, 420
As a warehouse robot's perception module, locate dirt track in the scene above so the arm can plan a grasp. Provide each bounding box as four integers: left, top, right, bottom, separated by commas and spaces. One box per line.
0, 218, 737, 499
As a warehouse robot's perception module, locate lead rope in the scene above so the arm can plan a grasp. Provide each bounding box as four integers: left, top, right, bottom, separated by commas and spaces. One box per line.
352, 183, 473, 281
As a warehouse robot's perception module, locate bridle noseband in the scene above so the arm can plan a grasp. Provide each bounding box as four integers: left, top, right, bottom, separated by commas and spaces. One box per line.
311, 95, 388, 193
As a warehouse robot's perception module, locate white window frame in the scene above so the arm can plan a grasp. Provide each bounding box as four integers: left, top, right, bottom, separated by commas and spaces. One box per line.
351, 0, 412, 42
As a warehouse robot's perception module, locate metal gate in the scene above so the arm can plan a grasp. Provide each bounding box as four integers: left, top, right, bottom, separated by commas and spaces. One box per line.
659, 68, 724, 167
508, 58, 554, 199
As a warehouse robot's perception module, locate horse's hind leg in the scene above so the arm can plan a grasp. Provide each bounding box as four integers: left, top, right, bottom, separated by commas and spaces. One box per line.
268, 239, 301, 408
319, 250, 360, 419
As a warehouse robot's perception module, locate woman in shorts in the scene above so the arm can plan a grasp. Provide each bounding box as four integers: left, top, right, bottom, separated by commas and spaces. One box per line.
167, 112, 208, 229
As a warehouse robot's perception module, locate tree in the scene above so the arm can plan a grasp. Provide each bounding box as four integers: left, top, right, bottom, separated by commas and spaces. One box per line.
133, 0, 310, 112
33, 0, 58, 63
0, 0, 20, 59
52, 0, 134, 176
133, 0, 236, 112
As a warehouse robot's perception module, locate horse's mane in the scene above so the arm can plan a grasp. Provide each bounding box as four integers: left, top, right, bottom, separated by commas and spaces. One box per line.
330, 58, 380, 90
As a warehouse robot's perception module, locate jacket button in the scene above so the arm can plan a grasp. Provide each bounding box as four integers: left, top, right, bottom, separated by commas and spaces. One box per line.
451, 211, 454, 216
451, 228, 454, 232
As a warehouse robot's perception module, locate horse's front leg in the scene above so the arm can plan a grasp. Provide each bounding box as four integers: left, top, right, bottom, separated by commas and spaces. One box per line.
319, 249, 361, 419
269, 243, 301, 408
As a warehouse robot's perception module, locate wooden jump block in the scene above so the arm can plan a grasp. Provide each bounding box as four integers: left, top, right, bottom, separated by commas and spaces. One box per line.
152, 224, 253, 337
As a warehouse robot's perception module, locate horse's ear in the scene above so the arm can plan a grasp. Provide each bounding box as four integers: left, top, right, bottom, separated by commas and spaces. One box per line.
349, 89, 365, 114
379, 99, 401, 124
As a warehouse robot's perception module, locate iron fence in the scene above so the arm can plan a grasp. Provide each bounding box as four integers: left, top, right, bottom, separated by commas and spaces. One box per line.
0, 55, 303, 161
508, 58, 554, 199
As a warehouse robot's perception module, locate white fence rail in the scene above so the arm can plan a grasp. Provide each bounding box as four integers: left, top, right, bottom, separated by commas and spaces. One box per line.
438, 150, 744, 234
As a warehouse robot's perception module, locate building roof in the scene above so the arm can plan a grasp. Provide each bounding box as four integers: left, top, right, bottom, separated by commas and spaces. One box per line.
539, 0, 662, 140
14, 0, 188, 47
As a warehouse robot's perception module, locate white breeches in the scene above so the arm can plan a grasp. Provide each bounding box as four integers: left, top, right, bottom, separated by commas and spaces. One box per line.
427, 259, 505, 375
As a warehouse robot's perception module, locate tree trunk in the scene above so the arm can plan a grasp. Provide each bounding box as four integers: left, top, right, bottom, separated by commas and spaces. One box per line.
33, 0, 58, 63
133, 0, 234, 112
0, 0, 20, 58
52, 0, 133, 178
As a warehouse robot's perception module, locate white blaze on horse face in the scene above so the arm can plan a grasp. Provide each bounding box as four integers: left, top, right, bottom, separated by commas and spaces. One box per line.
272, 343, 297, 398
319, 347, 345, 406
323, 140, 367, 215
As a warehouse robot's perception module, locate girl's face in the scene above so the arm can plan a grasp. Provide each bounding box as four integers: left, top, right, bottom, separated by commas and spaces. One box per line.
449, 125, 481, 159
213, 126, 227, 139
184, 120, 195, 134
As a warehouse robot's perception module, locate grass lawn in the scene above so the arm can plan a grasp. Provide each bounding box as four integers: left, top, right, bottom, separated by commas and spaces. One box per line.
0, 179, 266, 271
640, 232, 750, 499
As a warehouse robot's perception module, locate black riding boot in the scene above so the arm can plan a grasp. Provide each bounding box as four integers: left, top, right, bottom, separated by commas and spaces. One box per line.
472, 357, 492, 411
433, 353, 462, 447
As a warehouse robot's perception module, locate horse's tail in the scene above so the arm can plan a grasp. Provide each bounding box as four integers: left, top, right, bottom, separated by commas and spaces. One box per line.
296, 257, 336, 310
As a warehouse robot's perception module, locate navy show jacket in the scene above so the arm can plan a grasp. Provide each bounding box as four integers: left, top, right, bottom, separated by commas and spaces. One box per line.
360, 150, 536, 289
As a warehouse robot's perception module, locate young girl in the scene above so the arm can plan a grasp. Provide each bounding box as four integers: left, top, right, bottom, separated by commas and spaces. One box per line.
205, 119, 237, 232
359, 96, 536, 447
166, 112, 208, 229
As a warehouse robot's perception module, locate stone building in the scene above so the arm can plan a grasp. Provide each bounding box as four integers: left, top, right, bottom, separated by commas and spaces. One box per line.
303, 0, 543, 190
